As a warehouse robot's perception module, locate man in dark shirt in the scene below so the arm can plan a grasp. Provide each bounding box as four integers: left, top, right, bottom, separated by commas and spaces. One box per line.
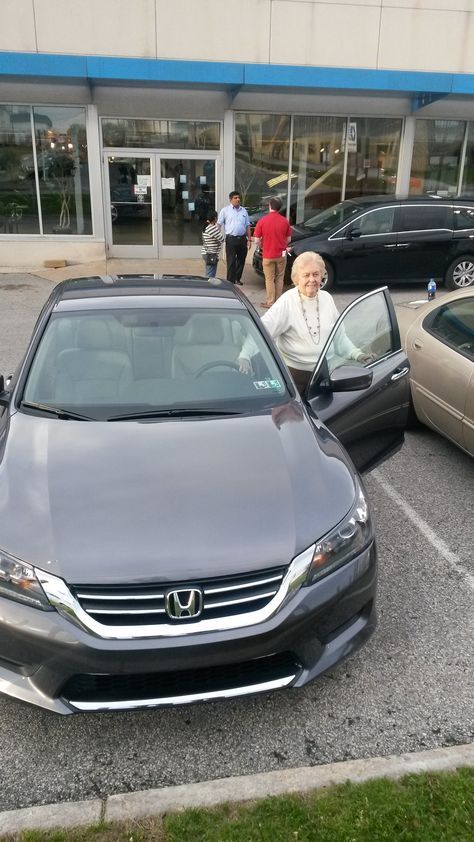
253, 197, 291, 307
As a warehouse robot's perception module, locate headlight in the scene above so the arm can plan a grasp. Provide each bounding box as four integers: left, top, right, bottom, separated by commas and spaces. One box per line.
306, 485, 373, 585
0, 549, 52, 610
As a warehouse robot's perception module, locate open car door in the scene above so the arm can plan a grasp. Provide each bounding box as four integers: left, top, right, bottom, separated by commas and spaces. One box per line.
305, 287, 410, 472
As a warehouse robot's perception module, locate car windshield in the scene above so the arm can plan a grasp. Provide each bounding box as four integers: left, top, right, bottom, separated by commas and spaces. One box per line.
21, 305, 289, 420
302, 201, 365, 234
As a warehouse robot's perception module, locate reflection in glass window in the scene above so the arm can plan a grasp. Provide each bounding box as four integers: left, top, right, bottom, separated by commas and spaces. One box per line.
410, 120, 464, 197
453, 206, 474, 230
102, 119, 220, 150
425, 300, 474, 359
234, 114, 290, 220
356, 207, 395, 236
291, 115, 346, 224
326, 290, 394, 375
34, 106, 92, 235
23, 308, 288, 416
303, 200, 365, 234
344, 117, 401, 200
0, 105, 40, 234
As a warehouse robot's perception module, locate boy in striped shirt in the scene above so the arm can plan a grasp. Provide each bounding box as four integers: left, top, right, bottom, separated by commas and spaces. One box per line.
201, 210, 224, 278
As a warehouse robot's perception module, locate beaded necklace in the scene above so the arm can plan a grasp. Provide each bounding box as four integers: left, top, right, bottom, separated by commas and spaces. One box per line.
298, 290, 321, 345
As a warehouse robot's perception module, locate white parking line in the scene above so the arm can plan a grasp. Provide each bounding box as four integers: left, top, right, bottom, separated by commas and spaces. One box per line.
372, 469, 474, 592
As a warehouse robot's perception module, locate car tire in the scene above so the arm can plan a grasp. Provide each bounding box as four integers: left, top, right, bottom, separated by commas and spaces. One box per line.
445, 255, 474, 289
111, 204, 119, 224
321, 260, 335, 292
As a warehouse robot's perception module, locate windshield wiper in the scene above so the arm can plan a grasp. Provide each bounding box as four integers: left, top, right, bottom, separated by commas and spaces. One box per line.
108, 408, 242, 421
20, 400, 94, 421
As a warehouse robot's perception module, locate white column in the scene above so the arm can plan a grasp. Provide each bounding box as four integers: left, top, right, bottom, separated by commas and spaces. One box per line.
222, 110, 235, 207
396, 116, 416, 195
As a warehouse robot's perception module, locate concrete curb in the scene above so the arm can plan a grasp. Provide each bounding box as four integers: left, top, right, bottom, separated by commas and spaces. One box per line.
1, 742, 473, 835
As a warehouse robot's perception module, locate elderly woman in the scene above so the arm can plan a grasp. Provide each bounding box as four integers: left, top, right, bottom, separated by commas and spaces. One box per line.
240, 251, 369, 394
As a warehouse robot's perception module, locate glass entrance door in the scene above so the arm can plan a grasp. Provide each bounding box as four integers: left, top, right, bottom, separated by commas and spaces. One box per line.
106, 155, 155, 257
159, 158, 216, 257
105, 154, 218, 258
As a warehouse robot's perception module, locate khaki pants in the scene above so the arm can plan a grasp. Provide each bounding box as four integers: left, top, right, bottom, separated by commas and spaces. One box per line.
262, 256, 286, 305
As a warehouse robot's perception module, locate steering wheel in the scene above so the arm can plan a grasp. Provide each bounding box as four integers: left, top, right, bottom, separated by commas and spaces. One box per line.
194, 361, 241, 378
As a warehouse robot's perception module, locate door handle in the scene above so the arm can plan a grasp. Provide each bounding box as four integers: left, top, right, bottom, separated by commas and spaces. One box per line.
396, 243, 409, 248
383, 244, 397, 249
390, 366, 410, 382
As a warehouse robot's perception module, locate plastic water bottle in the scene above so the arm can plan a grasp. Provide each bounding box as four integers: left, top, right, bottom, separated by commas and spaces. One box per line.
427, 278, 436, 301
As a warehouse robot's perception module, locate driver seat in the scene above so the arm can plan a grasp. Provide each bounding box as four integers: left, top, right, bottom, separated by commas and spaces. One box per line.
172, 315, 241, 377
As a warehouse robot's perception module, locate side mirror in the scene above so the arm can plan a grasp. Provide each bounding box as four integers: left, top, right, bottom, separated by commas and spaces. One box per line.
309, 365, 373, 396
347, 227, 361, 239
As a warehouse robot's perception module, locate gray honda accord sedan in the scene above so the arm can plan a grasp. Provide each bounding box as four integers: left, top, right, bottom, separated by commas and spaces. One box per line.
0, 275, 409, 713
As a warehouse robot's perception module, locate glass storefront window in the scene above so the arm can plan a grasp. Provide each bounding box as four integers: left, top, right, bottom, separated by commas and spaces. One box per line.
234, 113, 290, 221
290, 115, 346, 224
34, 106, 92, 235
410, 119, 464, 196
102, 119, 220, 150
0, 105, 40, 234
344, 117, 401, 200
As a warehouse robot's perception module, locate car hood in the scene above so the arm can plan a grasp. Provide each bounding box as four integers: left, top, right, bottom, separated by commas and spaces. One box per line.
0, 407, 356, 584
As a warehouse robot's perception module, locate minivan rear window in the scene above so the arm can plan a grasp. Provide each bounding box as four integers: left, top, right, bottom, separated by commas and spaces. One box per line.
453, 206, 474, 230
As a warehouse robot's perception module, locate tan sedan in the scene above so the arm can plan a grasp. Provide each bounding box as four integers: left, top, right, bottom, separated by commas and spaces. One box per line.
396, 289, 474, 457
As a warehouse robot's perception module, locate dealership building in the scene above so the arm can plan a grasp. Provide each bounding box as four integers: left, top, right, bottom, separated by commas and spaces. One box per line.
1, 0, 474, 267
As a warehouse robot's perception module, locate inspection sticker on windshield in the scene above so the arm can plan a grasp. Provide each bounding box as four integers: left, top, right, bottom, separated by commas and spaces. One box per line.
253, 379, 282, 390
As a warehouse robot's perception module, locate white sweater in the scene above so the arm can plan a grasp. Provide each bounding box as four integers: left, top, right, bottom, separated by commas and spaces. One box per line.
242, 287, 359, 371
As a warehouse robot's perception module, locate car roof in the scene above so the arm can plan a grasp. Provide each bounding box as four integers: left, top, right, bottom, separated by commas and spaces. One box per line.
51, 275, 246, 309
342, 195, 474, 208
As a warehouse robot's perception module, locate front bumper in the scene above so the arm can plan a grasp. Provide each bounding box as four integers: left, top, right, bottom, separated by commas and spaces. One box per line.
0, 543, 377, 714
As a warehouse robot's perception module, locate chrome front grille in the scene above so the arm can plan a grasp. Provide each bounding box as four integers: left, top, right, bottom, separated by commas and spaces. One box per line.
38, 545, 314, 639
72, 566, 287, 627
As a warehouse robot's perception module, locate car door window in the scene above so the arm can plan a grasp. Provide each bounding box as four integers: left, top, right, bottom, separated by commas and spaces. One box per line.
307, 287, 409, 473
400, 205, 450, 232
325, 289, 397, 376
356, 207, 395, 236
424, 298, 474, 361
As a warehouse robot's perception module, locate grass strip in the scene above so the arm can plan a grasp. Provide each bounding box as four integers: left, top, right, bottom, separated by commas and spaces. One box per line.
3, 767, 473, 842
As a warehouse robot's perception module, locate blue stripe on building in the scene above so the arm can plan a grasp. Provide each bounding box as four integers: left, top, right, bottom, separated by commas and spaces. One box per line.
2, 51, 474, 95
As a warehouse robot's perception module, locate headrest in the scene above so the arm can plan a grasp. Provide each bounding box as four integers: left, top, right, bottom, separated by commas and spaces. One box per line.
188, 316, 224, 345
76, 318, 111, 350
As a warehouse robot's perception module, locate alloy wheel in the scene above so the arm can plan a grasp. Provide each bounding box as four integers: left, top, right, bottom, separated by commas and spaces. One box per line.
452, 260, 474, 287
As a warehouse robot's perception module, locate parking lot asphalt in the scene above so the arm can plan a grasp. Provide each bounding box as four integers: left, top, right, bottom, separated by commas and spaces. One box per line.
0, 260, 472, 813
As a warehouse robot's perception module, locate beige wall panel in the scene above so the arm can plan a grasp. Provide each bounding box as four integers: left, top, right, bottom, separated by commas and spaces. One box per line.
379, 8, 474, 73
34, 0, 156, 57
381, 0, 474, 10
281, 0, 380, 5
271, 2, 380, 67
0, 0, 36, 52
155, 0, 271, 63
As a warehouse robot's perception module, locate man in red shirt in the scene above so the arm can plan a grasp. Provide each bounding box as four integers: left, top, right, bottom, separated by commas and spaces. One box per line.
253, 197, 291, 308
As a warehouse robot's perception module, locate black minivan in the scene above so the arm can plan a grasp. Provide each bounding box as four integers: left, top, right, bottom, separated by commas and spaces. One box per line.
253, 196, 474, 291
